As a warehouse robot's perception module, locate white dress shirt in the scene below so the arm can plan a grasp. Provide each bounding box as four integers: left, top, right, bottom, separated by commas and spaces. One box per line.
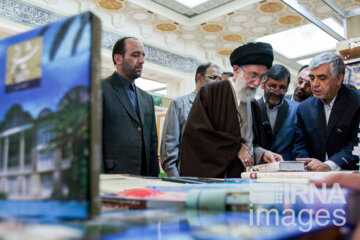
263, 96, 283, 131
322, 96, 341, 171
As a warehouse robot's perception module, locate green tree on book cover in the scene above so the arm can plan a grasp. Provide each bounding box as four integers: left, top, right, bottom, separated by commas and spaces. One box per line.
44, 86, 90, 201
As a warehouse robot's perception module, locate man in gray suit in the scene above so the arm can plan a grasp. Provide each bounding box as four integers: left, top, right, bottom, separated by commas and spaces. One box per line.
160, 63, 221, 176
257, 64, 298, 160
102, 37, 159, 176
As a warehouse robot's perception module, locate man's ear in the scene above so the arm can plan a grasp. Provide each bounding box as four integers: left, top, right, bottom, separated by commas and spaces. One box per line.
195, 73, 202, 84
336, 73, 344, 86
261, 81, 265, 90
232, 65, 241, 80
114, 54, 122, 65
233, 65, 240, 73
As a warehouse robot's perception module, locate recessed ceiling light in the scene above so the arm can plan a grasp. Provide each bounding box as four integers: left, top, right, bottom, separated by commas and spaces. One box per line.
173, 0, 210, 8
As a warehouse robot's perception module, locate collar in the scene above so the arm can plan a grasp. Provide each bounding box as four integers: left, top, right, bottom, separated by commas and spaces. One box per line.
116, 72, 135, 89
189, 90, 197, 103
321, 95, 337, 109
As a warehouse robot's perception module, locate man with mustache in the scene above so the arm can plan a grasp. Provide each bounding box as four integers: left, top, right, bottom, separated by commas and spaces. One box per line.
257, 64, 298, 160
102, 37, 159, 176
294, 52, 360, 171
180, 42, 282, 178
291, 65, 313, 102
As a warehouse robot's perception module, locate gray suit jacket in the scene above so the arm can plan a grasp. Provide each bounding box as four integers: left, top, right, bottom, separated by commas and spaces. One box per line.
257, 98, 298, 160
160, 91, 197, 176
102, 72, 159, 176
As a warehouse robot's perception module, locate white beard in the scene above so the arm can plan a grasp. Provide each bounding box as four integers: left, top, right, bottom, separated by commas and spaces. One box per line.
234, 73, 257, 102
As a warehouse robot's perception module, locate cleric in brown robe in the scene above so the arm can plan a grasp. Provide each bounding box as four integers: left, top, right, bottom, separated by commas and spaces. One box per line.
179, 42, 283, 178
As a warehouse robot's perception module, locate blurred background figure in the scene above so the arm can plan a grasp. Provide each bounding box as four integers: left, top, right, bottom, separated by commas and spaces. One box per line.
160, 63, 221, 177
288, 65, 313, 102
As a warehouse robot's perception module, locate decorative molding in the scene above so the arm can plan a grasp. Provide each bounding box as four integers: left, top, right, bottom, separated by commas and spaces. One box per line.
43, 0, 59, 4
111, 13, 125, 28
205, 49, 216, 62
259, 2, 284, 13
0, 0, 199, 73
0, 0, 64, 27
139, 23, 153, 39
164, 32, 177, 47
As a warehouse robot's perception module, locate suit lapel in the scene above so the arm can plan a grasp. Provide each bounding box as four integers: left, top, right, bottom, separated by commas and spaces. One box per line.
273, 100, 289, 135
326, 85, 347, 139
110, 73, 140, 123
254, 99, 271, 149
258, 99, 270, 124
136, 87, 145, 125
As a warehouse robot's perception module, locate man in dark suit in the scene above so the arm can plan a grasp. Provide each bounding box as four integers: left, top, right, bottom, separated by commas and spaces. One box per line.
102, 37, 159, 176
294, 52, 360, 171
257, 64, 298, 160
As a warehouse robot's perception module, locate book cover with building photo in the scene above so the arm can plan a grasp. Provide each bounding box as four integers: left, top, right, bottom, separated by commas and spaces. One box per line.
0, 11, 101, 219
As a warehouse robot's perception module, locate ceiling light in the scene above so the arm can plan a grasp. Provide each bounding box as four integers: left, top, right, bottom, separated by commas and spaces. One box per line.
257, 17, 343, 59
172, 0, 210, 8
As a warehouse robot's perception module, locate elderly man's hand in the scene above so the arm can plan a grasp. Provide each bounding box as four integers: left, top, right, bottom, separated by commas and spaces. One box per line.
237, 143, 253, 168
296, 158, 331, 171
262, 151, 283, 163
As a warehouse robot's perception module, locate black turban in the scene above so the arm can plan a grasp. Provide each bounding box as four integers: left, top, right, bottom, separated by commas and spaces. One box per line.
230, 42, 273, 69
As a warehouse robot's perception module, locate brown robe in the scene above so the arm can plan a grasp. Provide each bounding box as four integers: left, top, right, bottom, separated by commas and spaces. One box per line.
179, 80, 265, 178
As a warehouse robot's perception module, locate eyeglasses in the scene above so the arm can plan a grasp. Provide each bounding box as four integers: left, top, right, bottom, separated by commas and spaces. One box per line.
240, 66, 267, 82
204, 75, 222, 81
265, 84, 287, 94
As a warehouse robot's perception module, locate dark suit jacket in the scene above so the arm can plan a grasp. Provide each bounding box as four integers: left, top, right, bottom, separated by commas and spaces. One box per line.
257, 98, 298, 160
102, 72, 159, 176
293, 84, 360, 169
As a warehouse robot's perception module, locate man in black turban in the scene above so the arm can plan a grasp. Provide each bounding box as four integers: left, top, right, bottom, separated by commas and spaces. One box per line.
179, 42, 283, 178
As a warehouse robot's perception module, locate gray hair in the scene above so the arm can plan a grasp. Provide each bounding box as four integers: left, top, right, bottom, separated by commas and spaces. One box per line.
309, 52, 345, 79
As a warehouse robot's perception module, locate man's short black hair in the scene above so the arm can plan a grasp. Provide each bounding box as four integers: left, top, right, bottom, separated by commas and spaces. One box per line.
266, 64, 290, 85
112, 37, 139, 65
298, 64, 309, 74
195, 63, 218, 83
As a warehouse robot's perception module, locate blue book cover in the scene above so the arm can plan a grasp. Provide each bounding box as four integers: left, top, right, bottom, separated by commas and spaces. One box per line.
0, 11, 101, 219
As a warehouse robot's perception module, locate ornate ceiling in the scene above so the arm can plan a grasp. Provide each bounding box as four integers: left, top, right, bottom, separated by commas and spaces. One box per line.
1, 0, 360, 97
95, 0, 360, 59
